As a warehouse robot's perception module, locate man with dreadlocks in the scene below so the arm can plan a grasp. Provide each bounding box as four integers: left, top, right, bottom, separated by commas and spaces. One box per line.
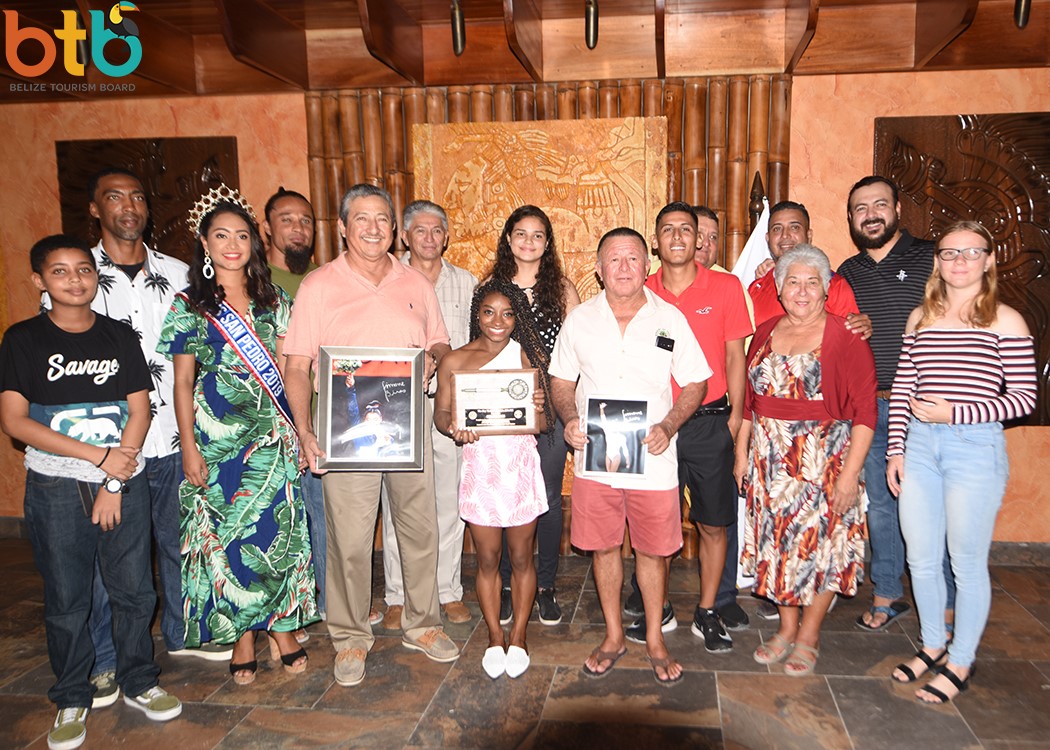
434, 279, 554, 680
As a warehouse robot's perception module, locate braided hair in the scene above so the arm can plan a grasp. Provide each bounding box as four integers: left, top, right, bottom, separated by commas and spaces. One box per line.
469, 278, 555, 436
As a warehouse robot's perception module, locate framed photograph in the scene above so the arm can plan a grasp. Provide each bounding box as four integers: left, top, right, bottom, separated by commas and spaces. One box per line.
581, 396, 648, 477
451, 368, 539, 435
316, 347, 425, 471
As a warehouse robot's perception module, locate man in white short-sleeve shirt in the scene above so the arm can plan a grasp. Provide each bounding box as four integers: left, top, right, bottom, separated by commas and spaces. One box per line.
549, 227, 711, 685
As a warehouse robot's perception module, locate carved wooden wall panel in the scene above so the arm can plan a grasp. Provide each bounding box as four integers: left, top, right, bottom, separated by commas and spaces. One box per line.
413, 117, 667, 299
875, 114, 1050, 424
56, 138, 240, 265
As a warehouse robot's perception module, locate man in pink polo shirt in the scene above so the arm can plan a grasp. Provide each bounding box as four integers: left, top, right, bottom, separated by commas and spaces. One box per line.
284, 184, 460, 688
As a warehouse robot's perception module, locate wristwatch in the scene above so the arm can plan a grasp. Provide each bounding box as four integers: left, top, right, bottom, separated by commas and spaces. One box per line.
103, 477, 126, 494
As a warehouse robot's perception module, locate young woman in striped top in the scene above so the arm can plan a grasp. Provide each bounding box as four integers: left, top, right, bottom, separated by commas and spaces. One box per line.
886, 220, 1037, 704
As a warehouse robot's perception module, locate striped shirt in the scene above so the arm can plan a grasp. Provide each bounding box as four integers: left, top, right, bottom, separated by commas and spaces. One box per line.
837, 231, 934, 390
401, 253, 478, 349
886, 328, 1037, 455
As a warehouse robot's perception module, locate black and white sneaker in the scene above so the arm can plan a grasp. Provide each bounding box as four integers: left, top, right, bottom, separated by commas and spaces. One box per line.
622, 585, 644, 619
625, 602, 677, 644
756, 600, 779, 620
499, 587, 513, 625
536, 588, 562, 626
691, 606, 733, 653
717, 601, 750, 631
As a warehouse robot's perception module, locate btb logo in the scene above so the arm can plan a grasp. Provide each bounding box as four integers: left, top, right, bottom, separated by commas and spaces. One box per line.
4, 3, 141, 78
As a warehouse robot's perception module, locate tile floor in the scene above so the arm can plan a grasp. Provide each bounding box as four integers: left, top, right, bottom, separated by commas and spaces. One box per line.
1, 539, 1049, 749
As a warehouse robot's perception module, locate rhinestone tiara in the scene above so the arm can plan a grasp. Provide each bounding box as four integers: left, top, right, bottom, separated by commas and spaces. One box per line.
187, 183, 257, 236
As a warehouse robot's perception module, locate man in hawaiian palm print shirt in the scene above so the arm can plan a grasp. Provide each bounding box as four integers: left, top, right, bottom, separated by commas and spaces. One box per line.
63, 169, 228, 707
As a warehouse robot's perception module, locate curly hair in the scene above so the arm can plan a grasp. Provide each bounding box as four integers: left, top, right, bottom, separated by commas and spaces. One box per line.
917, 220, 998, 330
470, 278, 554, 435
186, 201, 278, 316
490, 205, 566, 323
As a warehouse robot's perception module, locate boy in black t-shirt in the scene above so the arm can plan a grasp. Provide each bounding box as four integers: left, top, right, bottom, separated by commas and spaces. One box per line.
0, 236, 182, 750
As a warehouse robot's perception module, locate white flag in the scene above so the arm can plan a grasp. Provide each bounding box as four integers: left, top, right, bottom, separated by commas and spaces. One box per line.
731, 198, 771, 287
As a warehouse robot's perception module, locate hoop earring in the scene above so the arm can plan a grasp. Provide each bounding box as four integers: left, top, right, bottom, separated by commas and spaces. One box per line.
203, 251, 215, 280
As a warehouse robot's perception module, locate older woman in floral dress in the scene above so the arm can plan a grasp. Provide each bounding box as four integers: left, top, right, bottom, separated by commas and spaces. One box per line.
734, 244, 876, 676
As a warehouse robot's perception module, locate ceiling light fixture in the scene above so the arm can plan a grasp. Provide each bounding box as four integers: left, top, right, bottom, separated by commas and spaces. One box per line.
1014, 0, 1031, 28
585, 0, 599, 49
451, 0, 466, 56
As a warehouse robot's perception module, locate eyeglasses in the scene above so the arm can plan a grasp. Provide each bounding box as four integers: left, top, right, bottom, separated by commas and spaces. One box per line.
936, 247, 991, 261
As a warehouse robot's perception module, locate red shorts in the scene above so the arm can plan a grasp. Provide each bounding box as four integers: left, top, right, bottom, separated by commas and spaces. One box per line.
570, 477, 683, 557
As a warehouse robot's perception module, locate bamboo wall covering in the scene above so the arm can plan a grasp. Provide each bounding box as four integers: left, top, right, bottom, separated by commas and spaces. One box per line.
305, 76, 791, 271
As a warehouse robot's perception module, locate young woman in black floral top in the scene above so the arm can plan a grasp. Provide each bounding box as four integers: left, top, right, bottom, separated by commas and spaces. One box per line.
489, 205, 580, 626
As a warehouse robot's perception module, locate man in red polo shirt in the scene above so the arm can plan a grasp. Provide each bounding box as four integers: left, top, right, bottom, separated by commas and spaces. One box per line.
643, 202, 754, 653
749, 200, 862, 327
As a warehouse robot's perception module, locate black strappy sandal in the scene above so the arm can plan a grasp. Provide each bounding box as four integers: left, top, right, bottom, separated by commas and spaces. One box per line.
917, 664, 975, 704
892, 648, 947, 683
229, 659, 257, 686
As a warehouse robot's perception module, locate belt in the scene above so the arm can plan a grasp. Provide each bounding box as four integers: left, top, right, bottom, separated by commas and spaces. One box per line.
690, 395, 730, 418
876, 389, 892, 399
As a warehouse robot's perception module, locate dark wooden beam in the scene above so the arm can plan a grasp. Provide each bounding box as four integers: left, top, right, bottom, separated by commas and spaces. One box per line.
505, 0, 543, 83
914, 0, 979, 68
358, 0, 423, 85
213, 0, 308, 88
926, 0, 1049, 69
785, 0, 819, 73
655, 0, 666, 79
76, 0, 195, 92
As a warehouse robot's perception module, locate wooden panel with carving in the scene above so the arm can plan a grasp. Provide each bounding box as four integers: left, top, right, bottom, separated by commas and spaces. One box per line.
875, 113, 1050, 423
55, 138, 241, 265
413, 117, 667, 298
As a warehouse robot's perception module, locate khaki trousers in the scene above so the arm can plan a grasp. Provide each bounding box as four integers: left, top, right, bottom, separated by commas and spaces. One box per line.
382, 400, 465, 605
322, 420, 440, 652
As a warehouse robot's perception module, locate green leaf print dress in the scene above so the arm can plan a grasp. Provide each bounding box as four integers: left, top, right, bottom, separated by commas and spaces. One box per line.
158, 290, 318, 646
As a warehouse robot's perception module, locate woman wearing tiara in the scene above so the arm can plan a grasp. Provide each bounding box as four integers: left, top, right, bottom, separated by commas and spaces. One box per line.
158, 187, 318, 685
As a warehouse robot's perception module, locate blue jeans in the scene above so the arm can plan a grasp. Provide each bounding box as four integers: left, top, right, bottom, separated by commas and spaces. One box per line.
89, 453, 184, 668
502, 418, 566, 590
864, 400, 956, 609
301, 469, 326, 615
88, 557, 115, 675
25, 471, 159, 708
864, 398, 906, 601
897, 421, 1007, 667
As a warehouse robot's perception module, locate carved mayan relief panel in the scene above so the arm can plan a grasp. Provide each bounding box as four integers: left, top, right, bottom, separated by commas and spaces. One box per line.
56, 138, 240, 265
875, 114, 1050, 424
412, 117, 668, 299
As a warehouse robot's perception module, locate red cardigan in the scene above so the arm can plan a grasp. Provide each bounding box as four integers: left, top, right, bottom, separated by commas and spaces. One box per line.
744, 313, 877, 430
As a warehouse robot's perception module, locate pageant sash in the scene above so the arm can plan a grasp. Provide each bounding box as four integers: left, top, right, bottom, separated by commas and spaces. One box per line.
180, 292, 295, 430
